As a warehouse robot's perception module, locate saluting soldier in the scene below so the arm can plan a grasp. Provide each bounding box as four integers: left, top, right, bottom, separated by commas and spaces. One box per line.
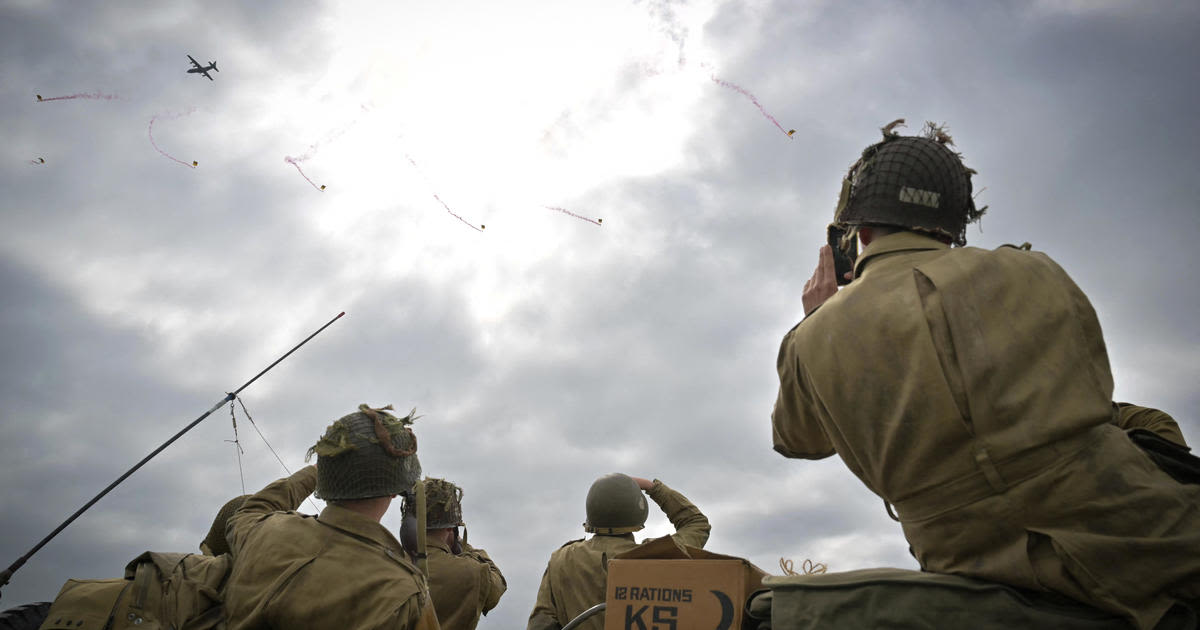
771, 121, 1200, 629
527, 473, 710, 630
223, 404, 440, 629
411, 477, 506, 630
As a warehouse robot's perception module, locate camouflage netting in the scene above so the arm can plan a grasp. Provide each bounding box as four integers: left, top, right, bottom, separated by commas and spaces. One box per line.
834, 119, 987, 248
201, 494, 249, 556
420, 477, 464, 528
306, 404, 422, 501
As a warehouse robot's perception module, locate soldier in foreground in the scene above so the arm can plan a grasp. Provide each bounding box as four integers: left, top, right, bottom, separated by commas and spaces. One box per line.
413, 477, 506, 630
223, 404, 439, 629
527, 473, 710, 630
770, 120, 1200, 629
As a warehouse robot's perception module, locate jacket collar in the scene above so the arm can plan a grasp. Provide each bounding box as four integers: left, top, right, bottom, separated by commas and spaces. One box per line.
854, 231, 949, 278
318, 503, 406, 553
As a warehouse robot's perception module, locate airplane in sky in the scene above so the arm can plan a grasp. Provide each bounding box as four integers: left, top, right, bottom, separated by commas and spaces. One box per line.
187, 55, 219, 81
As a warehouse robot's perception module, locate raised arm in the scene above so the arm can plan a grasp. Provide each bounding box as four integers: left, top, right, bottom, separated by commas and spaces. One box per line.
226, 465, 317, 551
642, 479, 711, 550
1114, 402, 1188, 447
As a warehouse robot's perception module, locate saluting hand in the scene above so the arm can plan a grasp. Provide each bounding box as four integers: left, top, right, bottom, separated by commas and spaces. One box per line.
802, 245, 841, 316
630, 477, 654, 491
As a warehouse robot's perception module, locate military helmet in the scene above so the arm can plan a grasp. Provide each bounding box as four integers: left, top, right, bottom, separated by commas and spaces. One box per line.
583, 473, 649, 535
306, 404, 422, 501
834, 119, 986, 247
200, 494, 248, 556
415, 477, 464, 529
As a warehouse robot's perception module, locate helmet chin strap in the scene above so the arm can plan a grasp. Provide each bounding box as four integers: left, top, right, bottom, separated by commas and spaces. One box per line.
415, 479, 428, 578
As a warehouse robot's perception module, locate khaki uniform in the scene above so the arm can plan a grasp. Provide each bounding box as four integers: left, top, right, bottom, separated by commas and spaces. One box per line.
1114, 402, 1188, 447
427, 539, 506, 630
772, 231, 1200, 630
224, 466, 440, 630
526, 480, 710, 630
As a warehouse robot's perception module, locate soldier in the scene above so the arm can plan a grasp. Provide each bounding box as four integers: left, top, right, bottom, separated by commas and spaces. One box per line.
527, 473, 710, 630
771, 120, 1200, 629
198, 494, 248, 556
407, 477, 506, 630
223, 404, 439, 629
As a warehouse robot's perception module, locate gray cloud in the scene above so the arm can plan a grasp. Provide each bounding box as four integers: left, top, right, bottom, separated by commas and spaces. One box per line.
1, 2, 1196, 628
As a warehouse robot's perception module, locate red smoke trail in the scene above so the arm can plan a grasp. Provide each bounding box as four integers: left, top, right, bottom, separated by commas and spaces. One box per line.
404, 155, 485, 232
544, 206, 602, 226
284, 156, 325, 191
709, 75, 791, 137
36, 91, 118, 102
148, 110, 198, 169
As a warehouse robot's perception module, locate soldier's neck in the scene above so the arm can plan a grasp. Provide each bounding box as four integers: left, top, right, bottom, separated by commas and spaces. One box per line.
332, 495, 393, 522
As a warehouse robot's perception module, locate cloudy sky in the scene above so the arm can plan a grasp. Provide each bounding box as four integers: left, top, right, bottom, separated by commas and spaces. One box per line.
1, 0, 1197, 625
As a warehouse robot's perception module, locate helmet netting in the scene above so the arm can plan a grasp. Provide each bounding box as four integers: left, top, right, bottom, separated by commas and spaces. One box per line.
835, 119, 987, 247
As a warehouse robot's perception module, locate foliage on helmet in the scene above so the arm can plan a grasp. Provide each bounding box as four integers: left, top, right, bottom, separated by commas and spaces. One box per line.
834, 119, 987, 248
405, 477, 464, 529
306, 404, 422, 501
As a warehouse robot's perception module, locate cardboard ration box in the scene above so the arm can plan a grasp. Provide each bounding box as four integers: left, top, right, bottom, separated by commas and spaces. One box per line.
605, 536, 767, 630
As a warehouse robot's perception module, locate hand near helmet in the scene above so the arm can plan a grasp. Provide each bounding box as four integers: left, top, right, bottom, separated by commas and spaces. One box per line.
803, 245, 841, 316
629, 476, 654, 491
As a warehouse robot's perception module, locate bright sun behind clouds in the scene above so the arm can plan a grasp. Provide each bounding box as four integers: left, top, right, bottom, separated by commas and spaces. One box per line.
275, 0, 725, 325
297, 0, 720, 232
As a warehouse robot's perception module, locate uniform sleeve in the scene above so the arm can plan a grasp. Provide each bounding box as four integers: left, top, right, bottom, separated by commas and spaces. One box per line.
226, 466, 317, 553
462, 542, 507, 615
1113, 402, 1189, 447
771, 326, 836, 459
526, 564, 561, 630
647, 481, 711, 550
390, 590, 441, 630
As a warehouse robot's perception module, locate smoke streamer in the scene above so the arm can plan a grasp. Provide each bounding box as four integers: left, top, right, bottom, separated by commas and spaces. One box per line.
544, 206, 602, 226
36, 92, 119, 103
284, 156, 325, 191
404, 155, 485, 232
283, 106, 372, 191
148, 109, 199, 169
709, 75, 791, 137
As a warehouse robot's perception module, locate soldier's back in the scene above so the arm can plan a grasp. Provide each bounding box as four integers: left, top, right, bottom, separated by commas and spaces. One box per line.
225, 507, 432, 630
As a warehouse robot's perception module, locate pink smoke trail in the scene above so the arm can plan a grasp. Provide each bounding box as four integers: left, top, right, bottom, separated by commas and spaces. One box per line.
148, 110, 198, 169
709, 75, 792, 138
544, 206, 602, 226
36, 92, 118, 102
404, 155, 485, 232
284, 156, 325, 191
283, 106, 372, 190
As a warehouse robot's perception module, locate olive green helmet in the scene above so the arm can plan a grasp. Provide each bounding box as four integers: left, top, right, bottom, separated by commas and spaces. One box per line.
583, 473, 648, 535
833, 119, 986, 248
306, 404, 422, 501
200, 494, 248, 556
